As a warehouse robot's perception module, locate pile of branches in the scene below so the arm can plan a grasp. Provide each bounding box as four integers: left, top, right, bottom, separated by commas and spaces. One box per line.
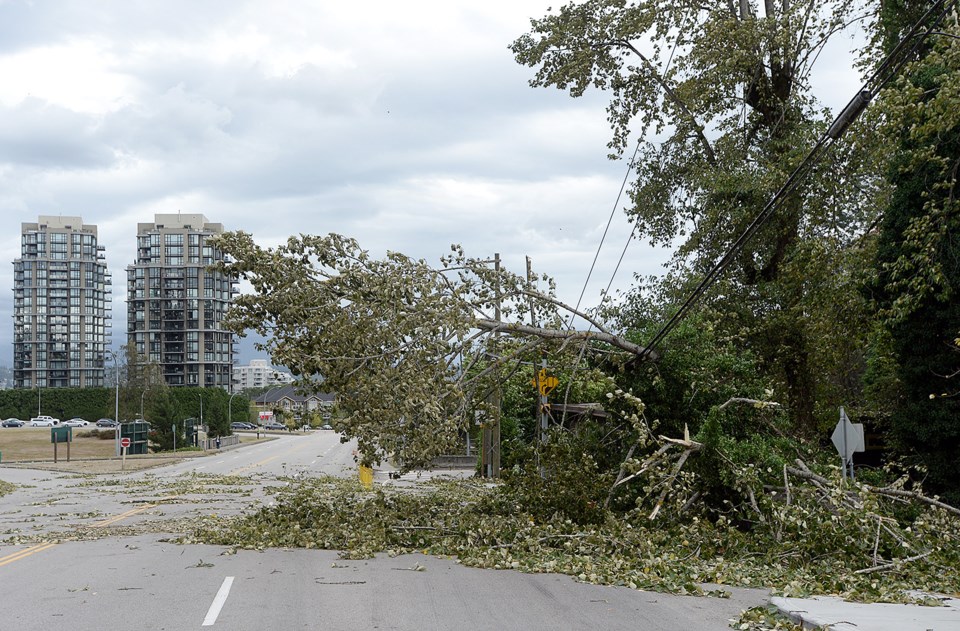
181, 396, 960, 609
603, 396, 960, 588
186, 454, 960, 605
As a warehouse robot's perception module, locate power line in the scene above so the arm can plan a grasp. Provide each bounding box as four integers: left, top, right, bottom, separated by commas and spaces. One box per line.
568, 138, 642, 330
640, 0, 958, 359
570, 28, 686, 329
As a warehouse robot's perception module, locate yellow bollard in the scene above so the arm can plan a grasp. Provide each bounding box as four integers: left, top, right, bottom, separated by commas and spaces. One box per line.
358, 465, 374, 489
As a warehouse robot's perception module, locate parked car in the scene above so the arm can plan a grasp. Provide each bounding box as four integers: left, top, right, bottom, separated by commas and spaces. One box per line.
1, 418, 25, 428
230, 422, 254, 430
29, 415, 60, 427
263, 422, 287, 431
321, 424, 333, 431
63, 418, 89, 427
96, 418, 119, 428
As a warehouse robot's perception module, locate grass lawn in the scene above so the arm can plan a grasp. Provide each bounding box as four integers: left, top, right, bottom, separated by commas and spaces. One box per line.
0, 428, 273, 473
0, 426, 117, 461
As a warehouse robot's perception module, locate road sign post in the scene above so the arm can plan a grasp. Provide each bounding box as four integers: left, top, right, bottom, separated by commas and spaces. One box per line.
831, 406, 865, 480
120, 436, 131, 471
51, 426, 72, 463
530, 364, 558, 447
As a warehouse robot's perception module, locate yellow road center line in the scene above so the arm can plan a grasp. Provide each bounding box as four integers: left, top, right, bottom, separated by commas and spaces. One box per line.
0, 543, 57, 567
1, 496, 178, 568
92, 503, 157, 528
231, 436, 322, 476
232, 455, 279, 476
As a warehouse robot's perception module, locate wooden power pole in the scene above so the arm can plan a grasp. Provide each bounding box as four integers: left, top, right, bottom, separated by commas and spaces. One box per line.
481, 253, 502, 478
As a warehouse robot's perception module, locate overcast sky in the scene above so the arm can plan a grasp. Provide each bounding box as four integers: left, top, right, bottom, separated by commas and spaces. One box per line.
0, 1, 863, 365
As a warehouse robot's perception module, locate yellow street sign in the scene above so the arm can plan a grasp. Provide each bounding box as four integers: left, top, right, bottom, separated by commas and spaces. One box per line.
531, 369, 559, 396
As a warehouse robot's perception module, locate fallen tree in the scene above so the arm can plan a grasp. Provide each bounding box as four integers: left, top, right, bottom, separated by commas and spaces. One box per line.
211, 232, 656, 468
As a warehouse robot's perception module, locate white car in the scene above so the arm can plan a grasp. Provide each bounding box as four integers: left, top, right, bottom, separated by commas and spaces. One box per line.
63, 418, 89, 427
29, 415, 60, 427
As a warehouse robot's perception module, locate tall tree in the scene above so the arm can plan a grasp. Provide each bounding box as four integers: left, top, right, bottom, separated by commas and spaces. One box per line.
869, 3, 960, 502
123, 344, 166, 421
511, 0, 877, 433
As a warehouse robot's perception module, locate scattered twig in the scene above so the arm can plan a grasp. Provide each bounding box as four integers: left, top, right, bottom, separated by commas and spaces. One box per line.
392, 563, 426, 572
716, 397, 781, 411
869, 487, 960, 518
746, 486, 765, 523
680, 544, 702, 561
872, 516, 881, 567
612, 444, 673, 489
854, 551, 933, 575
393, 525, 440, 531
788, 459, 960, 517
783, 464, 791, 507
188, 559, 214, 569
491, 533, 603, 550
679, 490, 703, 515
650, 449, 693, 520
606, 441, 641, 509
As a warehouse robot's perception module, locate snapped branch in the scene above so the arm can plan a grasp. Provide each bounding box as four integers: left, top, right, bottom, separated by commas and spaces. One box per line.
474, 319, 658, 360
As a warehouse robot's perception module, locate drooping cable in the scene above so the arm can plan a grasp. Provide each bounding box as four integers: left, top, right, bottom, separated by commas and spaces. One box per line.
639, 0, 958, 359
568, 138, 643, 330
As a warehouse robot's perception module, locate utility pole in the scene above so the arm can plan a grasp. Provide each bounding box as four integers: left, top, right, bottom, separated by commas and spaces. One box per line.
492, 253, 501, 478
481, 253, 502, 478
527, 256, 550, 477
527, 257, 550, 449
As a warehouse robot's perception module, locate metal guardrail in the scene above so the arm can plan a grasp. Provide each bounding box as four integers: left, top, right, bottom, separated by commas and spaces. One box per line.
202, 435, 240, 450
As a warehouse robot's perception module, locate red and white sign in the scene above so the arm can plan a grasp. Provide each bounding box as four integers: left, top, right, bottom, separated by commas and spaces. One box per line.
120, 437, 131, 448
259, 411, 273, 421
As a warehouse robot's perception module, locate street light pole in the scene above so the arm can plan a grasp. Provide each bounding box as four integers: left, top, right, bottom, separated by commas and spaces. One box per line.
229, 392, 238, 425
113, 355, 119, 423
107, 350, 119, 456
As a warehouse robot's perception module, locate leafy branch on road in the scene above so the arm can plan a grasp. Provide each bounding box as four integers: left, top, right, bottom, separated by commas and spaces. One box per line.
184, 472, 960, 607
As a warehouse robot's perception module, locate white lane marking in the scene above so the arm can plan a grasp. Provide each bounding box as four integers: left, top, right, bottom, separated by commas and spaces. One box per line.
202, 576, 235, 626
311, 459, 317, 465
196, 465, 206, 470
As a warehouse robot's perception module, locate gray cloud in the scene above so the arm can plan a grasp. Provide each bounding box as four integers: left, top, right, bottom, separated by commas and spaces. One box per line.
0, 98, 116, 167
6, 0, 862, 365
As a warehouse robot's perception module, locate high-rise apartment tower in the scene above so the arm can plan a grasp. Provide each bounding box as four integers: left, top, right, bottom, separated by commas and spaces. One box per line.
13, 216, 112, 389
126, 213, 236, 388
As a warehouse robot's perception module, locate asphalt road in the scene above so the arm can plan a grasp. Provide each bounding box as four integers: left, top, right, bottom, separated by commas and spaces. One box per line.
145, 430, 359, 478
0, 431, 770, 630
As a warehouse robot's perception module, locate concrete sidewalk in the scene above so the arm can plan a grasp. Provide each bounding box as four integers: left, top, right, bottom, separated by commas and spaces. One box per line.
772, 593, 960, 630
